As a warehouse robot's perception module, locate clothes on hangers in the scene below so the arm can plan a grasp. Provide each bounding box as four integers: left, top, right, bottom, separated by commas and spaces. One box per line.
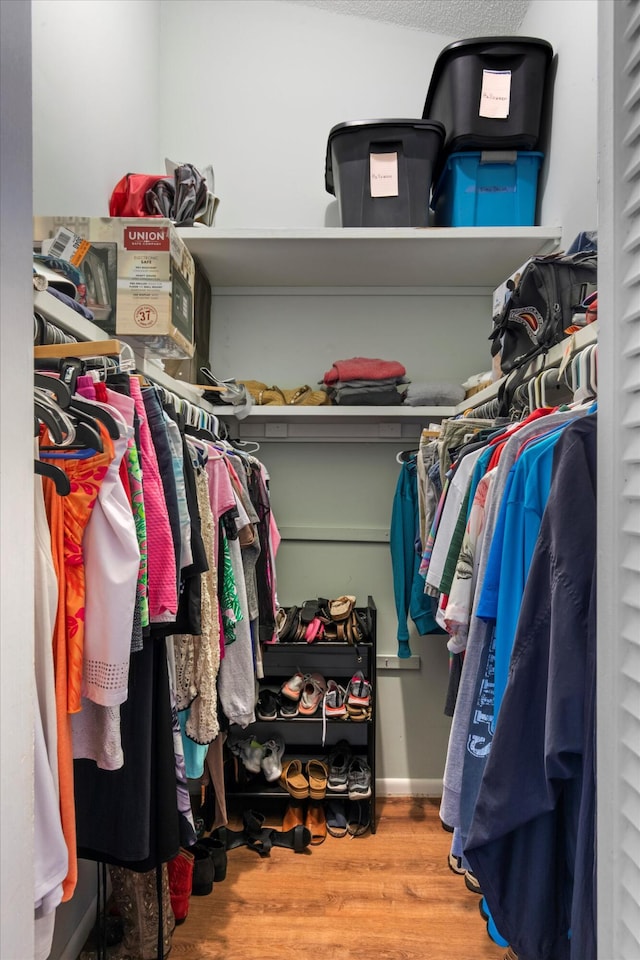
34, 356, 280, 957
415, 390, 597, 958
466, 415, 597, 960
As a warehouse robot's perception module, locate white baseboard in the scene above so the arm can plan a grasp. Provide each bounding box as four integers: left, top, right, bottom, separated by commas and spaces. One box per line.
376, 778, 443, 797
56, 896, 97, 960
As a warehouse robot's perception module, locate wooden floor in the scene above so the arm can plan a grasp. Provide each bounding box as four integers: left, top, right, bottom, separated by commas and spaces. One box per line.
171, 797, 507, 960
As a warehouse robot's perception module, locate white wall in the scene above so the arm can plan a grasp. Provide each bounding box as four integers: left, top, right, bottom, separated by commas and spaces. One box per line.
32, 0, 162, 216
519, 0, 598, 248
159, 0, 454, 228
0, 2, 35, 958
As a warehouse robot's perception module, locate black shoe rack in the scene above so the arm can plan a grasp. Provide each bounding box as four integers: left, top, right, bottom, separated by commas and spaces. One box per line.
225, 596, 377, 834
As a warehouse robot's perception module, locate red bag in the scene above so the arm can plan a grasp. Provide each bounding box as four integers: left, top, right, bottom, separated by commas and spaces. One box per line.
109, 173, 166, 218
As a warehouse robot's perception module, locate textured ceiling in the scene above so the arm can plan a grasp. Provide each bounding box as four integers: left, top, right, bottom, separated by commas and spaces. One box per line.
285, 0, 530, 36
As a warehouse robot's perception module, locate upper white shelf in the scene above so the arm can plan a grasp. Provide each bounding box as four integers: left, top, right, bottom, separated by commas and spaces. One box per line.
177, 227, 562, 289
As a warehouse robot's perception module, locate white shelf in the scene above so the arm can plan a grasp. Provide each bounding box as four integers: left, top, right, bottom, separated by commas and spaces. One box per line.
207, 404, 456, 421
177, 226, 562, 288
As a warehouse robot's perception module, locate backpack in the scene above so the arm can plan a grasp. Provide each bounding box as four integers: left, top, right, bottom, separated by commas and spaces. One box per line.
490, 251, 597, 375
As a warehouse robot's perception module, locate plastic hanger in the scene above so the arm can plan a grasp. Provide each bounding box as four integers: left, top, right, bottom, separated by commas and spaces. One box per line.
230, 438, 261, 455
34, 399, 66, 445
34, 390, 78, 446
540, 368, 574, 408
34, 372, 72, 408
68, 397, 121, 440
34, 459, 71, 496
589, 345, 598, 395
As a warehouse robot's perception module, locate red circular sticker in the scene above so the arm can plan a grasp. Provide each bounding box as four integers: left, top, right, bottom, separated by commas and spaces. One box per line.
134, 304, 158, 328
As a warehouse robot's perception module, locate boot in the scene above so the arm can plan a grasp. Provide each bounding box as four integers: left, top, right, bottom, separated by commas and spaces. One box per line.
167, 848, 194, 925
108, 864, 175, 959
190, 842, 215, 896
198, 836, 227, 882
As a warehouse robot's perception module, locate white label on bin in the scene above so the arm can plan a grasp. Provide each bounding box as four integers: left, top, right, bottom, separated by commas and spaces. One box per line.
370, 152, 399, 198
479, 70, 511, 119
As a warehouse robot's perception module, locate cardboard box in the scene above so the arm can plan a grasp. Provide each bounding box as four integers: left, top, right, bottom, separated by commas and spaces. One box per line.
33, 216, 195, 359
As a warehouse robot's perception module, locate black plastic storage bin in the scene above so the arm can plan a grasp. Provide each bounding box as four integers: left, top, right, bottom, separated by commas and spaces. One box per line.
422, 37, 553, 162
325, 119, 445, 227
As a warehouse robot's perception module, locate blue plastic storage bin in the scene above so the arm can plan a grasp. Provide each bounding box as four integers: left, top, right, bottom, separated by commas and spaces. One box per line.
431, 150, 543, 227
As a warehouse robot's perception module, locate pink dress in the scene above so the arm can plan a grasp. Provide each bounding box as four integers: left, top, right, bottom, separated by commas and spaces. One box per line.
128, 376, 177, 620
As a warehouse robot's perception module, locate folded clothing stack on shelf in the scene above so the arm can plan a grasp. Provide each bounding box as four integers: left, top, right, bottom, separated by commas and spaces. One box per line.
322, 357, 408, 405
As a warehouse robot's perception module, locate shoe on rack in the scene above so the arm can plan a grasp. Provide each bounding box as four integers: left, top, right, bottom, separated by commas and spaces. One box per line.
346, 670, 372, 709
327, 739, 352, 793
346, 799, 370, 837
282, 800, 305, 832
323, 679, 348, 719
279, 758, 310, 799
347, 756, 372, 801
326, 798, 348, 838
281, 669, 305, 702
229, 738, 264, 774
256, 688, 279, 721
346, 703, 371, 722
280, 696, 299, 719
305, 801, 327, 845
298, 672, 327, 716
261, 736, 286, 782
306, 758, 329, 799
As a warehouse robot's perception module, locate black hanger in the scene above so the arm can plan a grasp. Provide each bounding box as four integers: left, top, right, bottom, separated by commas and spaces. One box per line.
73, 419, 104, 452
34, 372, 72, 408
39, 412, 104, 453
184, 424, 217, 442
34, 459, 71, 496
68, 398, 120, 440
35, 398, 67, 445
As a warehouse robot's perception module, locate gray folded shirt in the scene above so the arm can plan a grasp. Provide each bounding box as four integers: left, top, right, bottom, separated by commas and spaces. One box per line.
404, 383, 465, 406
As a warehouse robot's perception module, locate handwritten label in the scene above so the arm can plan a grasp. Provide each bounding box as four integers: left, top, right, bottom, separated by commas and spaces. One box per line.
370, 152, 399, 198
479, 70, 511, 119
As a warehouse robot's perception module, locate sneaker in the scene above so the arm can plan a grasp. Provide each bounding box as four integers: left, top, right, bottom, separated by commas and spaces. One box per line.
229, 738, 264, 774
323, 679, 348, 718
447, 851, 466, 875
347, 756, 372, 800
280, 696, 299, 719
464, 870, 483, 895
346, 670, 371, 709
327, 740, 352, 793
298, 672, 327, 716
261, 736, 285, 782
256, 689, 278, 721
280, 669, 305, 702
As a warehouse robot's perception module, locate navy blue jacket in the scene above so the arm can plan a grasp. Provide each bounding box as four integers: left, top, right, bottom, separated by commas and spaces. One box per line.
465, 415, 597, 960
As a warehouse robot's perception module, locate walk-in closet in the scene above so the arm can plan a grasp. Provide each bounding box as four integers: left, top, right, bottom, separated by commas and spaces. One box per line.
0, 1, 638, 959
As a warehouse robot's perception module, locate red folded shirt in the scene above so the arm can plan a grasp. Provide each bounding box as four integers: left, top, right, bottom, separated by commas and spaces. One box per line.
323, 357, 406, 385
